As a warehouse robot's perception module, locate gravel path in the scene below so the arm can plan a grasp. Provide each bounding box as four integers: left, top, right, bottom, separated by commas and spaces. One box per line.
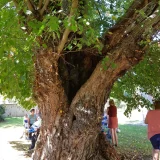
0, 126, 31, 160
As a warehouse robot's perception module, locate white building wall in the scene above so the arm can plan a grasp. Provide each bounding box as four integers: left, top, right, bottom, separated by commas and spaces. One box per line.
0, 95, 29, 117
3, 104, 29, 117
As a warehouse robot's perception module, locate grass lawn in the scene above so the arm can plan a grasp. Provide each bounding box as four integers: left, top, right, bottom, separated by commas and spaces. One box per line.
0, 117, 152, 159
0, 117, 23, 128
117, 124, 152, 159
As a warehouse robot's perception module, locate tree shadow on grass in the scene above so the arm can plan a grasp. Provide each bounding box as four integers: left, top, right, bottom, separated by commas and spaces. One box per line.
9, 141, 33, 158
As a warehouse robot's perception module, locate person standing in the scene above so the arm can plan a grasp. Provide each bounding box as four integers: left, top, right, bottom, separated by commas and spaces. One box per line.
28, 116, 41, 150
28, 108, 37, 139
145, 100, 160, 160
107, 99, 118, 146
28, 108, 37, 127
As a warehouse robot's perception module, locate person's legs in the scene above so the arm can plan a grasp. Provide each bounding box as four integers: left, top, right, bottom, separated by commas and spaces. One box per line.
150, 134, 160, 160
111, 128, 116, 145
152, 149, 160, 160
25, 129, 29, 139
20, 130, 24, 139
29, 133, 36, 150
29, 124, 33, 139
114, 128, 118, 146
107, 129, 112, 140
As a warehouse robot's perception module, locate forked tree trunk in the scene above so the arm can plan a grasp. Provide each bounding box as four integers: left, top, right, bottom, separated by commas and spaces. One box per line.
32, 1, 160, 159
32, 39, 143, 160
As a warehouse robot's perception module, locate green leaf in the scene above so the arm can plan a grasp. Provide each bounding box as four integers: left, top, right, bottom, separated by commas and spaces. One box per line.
111, 63, 117, 69
42, 44, 47, 48
77, 43, 82, 50
47, 16, 59, 31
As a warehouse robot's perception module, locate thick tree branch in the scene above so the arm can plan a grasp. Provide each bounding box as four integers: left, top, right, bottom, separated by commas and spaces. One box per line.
39, 0, 50, 16
102, 0, 159, 54
12, 0, 18, 8
111, 0, 158, 32
25, 0, 36, 13
153, 19, 160, 30
57, 0, 78, 54
71, 1, 160, 116
38, 0, 43, 9
145, 0, 149, 6
111, 0, 144, 30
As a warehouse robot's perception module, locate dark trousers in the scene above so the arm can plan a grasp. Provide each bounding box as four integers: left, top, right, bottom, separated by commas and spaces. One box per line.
29, 129, 40, 150
29, 133, 37, 150
29, 124, 33, 139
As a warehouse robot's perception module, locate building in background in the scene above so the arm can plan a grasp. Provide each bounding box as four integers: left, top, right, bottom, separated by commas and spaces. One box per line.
0, 95, 29, 117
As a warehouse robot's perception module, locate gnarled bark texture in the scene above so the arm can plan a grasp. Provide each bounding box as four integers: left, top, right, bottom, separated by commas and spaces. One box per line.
31, 1, 160, 160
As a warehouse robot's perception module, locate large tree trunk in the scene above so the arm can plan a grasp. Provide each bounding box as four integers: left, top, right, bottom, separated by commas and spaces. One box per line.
31, 1, 160, 160
32, 38, 143, 160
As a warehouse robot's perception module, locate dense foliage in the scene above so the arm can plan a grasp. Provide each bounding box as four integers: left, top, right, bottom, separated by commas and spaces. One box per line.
111, 43, 160, 115
0, 0, 132, 107
0, 0, 160, 113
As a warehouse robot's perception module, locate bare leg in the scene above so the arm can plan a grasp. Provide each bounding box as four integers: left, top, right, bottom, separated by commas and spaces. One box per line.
114, 129, 118, 146
20, 130, 24, 139
111, 128, 115, 145
152, 149, 160, 160
25, 129, 29, 139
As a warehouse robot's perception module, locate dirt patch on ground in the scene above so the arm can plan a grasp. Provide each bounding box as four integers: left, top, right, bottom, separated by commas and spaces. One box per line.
9, 141, 33, 158
0, 126, 32, 160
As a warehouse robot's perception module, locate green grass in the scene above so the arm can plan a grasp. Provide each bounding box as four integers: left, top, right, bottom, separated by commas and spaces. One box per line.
0, 117, 152, 159
117, 124, 152, 159
0, 117, 23, 128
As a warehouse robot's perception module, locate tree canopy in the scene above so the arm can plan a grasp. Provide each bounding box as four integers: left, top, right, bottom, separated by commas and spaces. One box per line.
111, 42, 160, 115
0, 0, 160, 112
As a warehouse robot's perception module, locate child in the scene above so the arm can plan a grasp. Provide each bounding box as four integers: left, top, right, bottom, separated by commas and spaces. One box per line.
20, 114, 29, 139
23, 114, 29, 129
101, 110, 111, 141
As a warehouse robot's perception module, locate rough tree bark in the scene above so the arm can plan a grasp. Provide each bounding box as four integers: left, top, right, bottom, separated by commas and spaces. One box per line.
27, 0, 160, 160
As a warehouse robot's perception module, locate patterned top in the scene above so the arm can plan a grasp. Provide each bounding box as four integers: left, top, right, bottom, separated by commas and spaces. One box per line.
101, 114, 108, 133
